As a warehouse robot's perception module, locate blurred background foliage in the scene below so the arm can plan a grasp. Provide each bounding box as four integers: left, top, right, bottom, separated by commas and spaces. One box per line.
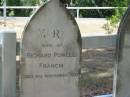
0, 0, 128, 17
65, 0, 129, 18
0, 0, 129, 33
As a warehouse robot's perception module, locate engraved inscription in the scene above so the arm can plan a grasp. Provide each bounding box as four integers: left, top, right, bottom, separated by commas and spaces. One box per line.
38, 28, 64, 39
39, 63, 64, 68
26, 52, 76, 58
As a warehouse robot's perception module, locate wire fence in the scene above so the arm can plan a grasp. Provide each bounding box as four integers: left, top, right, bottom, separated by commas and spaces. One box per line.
0, 6, 127, 19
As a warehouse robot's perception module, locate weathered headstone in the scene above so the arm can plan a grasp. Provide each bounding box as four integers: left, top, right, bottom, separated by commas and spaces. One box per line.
20, 0, 81, 97
114, 7, 130, 97
0, 30, 16, 97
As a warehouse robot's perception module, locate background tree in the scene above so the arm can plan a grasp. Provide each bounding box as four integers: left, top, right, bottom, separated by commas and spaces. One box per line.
7, 0, 21, 16
103, 0, 129, 33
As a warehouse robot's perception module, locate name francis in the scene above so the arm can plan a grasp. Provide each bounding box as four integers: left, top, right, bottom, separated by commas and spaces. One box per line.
39, 63, 64, 68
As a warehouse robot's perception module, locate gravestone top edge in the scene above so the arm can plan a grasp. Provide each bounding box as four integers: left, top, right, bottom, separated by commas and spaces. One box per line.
22, 0, 81, 42
116, 6, 130, 62
115, 6, 130, 97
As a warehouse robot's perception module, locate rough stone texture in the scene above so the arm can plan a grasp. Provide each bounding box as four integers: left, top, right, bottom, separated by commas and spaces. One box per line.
115, 6, 130, 97
0, 31, 16, 97
20, 0, 81, 97
0, 34, 2, 97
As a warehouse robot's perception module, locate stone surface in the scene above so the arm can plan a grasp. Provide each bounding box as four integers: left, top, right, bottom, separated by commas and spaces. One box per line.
20, 0, 81, 97
0, 34, 2, 97
115, 7, 130, 97
0, 30, 16, 97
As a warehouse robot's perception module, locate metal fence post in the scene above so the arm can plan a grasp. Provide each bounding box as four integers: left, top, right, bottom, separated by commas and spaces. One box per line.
77, 8, 79, 19
3, 0, 7, 21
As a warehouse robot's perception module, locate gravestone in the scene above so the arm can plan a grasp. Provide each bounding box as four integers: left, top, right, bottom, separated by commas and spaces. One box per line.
0, 30, 16, 97
115, 6, 130, 97
20, 0, 81, 97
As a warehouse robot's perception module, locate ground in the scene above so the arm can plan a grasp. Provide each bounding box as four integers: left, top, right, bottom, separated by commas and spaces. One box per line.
81, 48, 115, 97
